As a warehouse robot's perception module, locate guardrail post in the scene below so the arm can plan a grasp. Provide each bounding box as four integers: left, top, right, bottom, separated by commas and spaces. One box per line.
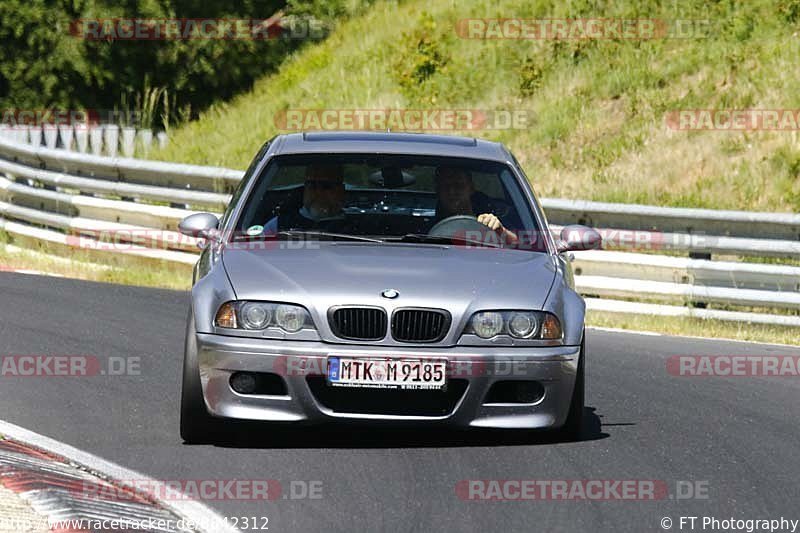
103, 125, 119, 157
121, 127, 136, 158
20, 125, 29, 144
43, 126, 58, 149
75, 127, 89, 153
30, 125, 43, 147
89, 126, 103, 156
58, 125, 74, 151
688, 251, 712, 308
137, 129, 153, 158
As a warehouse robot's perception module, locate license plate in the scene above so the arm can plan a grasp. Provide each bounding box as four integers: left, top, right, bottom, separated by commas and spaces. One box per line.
327, 357, 446, 390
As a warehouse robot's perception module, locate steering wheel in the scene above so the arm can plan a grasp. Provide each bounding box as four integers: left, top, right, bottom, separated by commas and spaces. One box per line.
428, 215, 489, 238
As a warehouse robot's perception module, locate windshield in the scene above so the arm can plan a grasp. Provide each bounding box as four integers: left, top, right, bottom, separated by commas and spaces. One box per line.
233, 153, 545, 251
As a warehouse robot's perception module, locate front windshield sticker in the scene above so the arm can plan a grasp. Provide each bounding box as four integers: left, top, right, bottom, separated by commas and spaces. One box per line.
246, 224, 264, 236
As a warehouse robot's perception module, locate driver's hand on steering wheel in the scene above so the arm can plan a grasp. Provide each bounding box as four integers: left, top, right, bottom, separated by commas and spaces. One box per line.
477, 213, 504, 233
477, 213, 519, 245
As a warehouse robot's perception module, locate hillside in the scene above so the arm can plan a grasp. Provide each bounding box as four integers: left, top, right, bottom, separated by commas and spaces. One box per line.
154, 0, 800, 212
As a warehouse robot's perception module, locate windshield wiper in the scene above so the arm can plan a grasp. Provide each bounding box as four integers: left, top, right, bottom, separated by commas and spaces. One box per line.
399, 233, 501, 248
270, 230, 384, 243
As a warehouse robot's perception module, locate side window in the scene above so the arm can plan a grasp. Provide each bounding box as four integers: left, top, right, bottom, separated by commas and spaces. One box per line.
499, 168, 536, 232
219, 139, 273, 229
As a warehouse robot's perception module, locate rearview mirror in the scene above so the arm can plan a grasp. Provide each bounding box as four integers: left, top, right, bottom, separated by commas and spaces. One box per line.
556, 224, 602, 253
178, 212, 219, 239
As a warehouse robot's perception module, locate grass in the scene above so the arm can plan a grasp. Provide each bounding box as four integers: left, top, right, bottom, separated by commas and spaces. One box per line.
586, 310, 800, 346
0, 234, 192, 290
152, 0, 800, 213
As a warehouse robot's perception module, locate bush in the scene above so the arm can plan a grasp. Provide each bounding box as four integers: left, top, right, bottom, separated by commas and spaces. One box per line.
0, 0, 351, 128
392, 13, 449, 102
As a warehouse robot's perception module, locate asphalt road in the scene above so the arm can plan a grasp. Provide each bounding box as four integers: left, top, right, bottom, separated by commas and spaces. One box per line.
1, 272, 799, 532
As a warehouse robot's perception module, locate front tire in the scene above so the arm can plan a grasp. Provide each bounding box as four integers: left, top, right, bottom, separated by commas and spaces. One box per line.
180, 310, 219, 443
558, 333, 585, 441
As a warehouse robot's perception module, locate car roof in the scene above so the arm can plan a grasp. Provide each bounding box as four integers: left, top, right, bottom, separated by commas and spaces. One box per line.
269, 131, 512, 162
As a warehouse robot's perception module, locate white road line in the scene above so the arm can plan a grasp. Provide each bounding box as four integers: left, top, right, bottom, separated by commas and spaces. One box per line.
587, 326, 662, 336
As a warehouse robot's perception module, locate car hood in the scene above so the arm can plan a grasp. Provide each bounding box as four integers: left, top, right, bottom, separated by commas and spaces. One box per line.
222, 243, 557, 314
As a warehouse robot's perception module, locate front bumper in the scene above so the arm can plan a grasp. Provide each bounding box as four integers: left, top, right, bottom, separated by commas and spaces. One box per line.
196, 333, 581, 430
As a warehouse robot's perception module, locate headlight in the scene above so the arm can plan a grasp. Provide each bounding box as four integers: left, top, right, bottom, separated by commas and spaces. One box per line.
470, 311, 504, 339
275, 304, 305, 332
463, 310, 561, 340
240, 302, 272, 329
508, 312, 538, 338
215, 301, 314, 332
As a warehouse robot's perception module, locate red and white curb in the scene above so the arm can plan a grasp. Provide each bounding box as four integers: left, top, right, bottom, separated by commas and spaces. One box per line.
0, 420, 238, 533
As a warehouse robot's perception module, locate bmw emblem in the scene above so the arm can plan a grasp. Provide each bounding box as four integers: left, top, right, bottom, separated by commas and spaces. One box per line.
381, 289, 399, 299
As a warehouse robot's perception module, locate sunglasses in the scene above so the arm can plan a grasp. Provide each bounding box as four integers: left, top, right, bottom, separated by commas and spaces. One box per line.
304, 179, 340, 190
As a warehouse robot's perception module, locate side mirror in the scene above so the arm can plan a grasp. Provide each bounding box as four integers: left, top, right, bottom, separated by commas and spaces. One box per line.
179, 213, 219, 239
556, 224, 602, 253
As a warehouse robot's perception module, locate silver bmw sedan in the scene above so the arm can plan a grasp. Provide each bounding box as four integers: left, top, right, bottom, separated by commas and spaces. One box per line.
178, 131, 601, 443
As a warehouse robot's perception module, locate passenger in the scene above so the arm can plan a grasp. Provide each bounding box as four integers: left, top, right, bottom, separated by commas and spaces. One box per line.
263, 164, 347, 233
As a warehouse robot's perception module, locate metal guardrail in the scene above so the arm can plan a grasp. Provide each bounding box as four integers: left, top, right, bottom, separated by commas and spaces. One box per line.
0, 135, 241, 192
0, 175, 205, 231
0, 158, 229, 209
0, 217, 198, 264
0, 135, 797, 326
584, 298, 800, 327
542, 198, 800, 241
571, 250, 800, 293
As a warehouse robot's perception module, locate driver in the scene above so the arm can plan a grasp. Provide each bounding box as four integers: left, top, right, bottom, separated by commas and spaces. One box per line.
262, 163, 347, 233
433, 166, 518, 244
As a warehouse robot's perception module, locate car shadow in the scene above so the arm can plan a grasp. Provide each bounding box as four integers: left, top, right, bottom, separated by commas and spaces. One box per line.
190, 406, 611, 449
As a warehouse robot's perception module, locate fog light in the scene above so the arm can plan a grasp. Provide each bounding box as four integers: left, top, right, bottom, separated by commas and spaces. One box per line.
484, 380, 545, 404
230, 372, 257, 394
514, 381, 544, 403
